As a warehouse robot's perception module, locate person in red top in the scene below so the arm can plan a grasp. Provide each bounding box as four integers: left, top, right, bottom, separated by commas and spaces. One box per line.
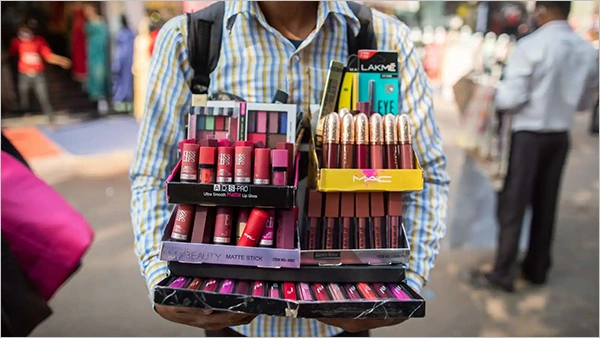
9, 24, 71, 125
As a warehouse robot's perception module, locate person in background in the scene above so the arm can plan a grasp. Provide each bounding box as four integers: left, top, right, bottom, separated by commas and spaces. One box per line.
111, 15, 134, 114
8, 24, 71, 125
148, 22, 160, 57
468, 1, 599, 293
83, 3, 109, 116
70, 3, 87, 84
132, 17, 152, 122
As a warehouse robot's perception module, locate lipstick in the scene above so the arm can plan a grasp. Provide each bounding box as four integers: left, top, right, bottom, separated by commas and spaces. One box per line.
328, 283, 346, 301
340, 113, 354, 169
217, 138, 231, 147
181, 143, 199, 182
298, 283, 313, 301
343, 284, 361, 300
322, 112, 340, 168
357, 102, 371, 118
388, 284, 410, 300
252, 281, 266, 297
276, 142, 294, 186
253, 148, 271, 185
187, 278, 203, 290
235, 281, 250, 295
387, 191, 403, 248
235, 208, 250, 244
269, 283, 281, 298
169, 277, 187, 288
369, 113, 384, 169
370, 192, 385, 249
271, 149, 288, 186
203, 279, 220, 292
383, 114, 399, 169
313, 283, 330, 301
340, 191, 355, 249
237, 208, 269, 247
220, 279, 235, 294
190, 207, 215, 244
307, 190, 323, 250
355, 193, 370, 249
259, 210, 275, 248
283, 282, 297, 300
234, 146, 252, 184
356, 283, 378, 300
198, 139, 218, 148
324, 193, 340, 249
353, 113, 369, 169
216, 146, 234, 183
213, 207, 233, 244
397, 114, 414, 170
198, 146, 216, 183
171, 204, 195, 241
276, 207, 296, 249
372, 283, 394, 299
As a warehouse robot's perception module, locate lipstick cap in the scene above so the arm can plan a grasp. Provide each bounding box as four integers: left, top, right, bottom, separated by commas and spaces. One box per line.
272, 149, 288, 169
340, 113, 354, 145
398, 114, 413, 144
354, 113, 369, 145
357, 102, 371, 116
369, 114, 384, 145
324, 112, 340, 143
217, 139, 231, 147
370, 192, 385, 217
199, 146, 216, 165
324, 192, 340, 218
383, 114, 398, 145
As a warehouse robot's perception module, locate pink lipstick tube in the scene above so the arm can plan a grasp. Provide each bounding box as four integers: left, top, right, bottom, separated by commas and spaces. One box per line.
328, 283, 346, 301
253, 148, 271, 185
234, 146, 252, 184
252, 281, 266, 297
181, 143, 199, 182
216, 146, 234, 183
271, 149, 288, 186
213, 207, 233, 244
313, 283, 330, 301
258, 210, 275, 248
169, 277, 187, 288
171, 204, 195, 241
388, 284, 410, 300
397, 114, 414, 170
269, 283, 281, 299
298, 283, 313, 301
219, 279, 235, 294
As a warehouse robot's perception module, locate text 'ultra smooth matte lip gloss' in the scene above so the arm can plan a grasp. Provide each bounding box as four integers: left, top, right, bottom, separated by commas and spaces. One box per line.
216, 146, 234, 183
323, 112, 340, 169
237, 209, 269, 247
198, 146, 216, 183
181, 143, 199, 182
171, 204, 195, 241
213, 207, 233, 244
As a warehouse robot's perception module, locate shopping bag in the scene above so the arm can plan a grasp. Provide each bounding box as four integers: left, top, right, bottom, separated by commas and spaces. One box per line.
1, 151, 94, 300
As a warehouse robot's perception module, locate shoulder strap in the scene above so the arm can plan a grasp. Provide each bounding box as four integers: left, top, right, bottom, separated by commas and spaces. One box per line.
346, 1, 377, 55
186, 1, 225, 94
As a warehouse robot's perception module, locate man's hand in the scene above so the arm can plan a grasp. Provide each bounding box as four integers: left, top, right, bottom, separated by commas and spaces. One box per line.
155, 305, 256, 330
317, 318, 407, 333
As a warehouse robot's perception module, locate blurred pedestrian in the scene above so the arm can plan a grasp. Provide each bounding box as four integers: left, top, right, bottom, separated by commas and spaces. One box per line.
70, 3, 87, 84
468, 1, 599, 292
132, 17, 152, 122
8, 24, 71, 125
111, 15, 134, 114
83, 3, 109, 116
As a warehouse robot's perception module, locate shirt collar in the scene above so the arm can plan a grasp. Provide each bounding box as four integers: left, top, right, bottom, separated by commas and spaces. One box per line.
225, 1, 361, 37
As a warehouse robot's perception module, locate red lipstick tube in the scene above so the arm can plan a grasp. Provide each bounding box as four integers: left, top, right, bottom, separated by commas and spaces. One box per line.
313, 283, 330, 301
187, 278, 203, 290
398, 114, 414, 170
216, 146, 234, 183
369, 114, 384, 169
372, 283, 394, 299
356, 283, 378, 300
252, 281, 266, 297
276, 207, 296, 249
283, 282, 297, 300
253, 148, 271, 185
354, 113, 369, 169
198, 146, 216, 183
298, 283, 313, 301
324, 193, 340, 250
355, 193, 370, 249
322, 112, 340, 168
271, 149, 288, 186
203, 279, 220, 292
213, 207, 233, 244
171, 204, 195, 241
234, 146, 252, 184
181, 143, 199, 182
237, 208, 269, 247
235, 281, 250, 295
258, 210, 275, 248
370, 192, 385, 249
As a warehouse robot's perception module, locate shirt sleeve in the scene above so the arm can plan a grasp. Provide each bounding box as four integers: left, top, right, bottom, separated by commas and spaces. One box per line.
129, 15, 192, 293
577, 48, 599, 111
495, 42, 533, 111
395, 25, 451, 292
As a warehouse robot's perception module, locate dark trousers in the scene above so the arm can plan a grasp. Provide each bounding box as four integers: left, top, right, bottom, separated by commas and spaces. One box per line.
18, 73, 54, 122
205, 328, 369, 337
492, 131, 570, 284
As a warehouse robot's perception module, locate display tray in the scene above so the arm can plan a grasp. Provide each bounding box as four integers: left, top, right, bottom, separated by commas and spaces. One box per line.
154, 276, 425, 319
167, 261, 406, 283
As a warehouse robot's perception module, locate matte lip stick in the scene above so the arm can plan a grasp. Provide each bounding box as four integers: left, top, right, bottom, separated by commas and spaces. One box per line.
237, 208, 269, 247
187, 278, 203, 290
322, 112, 340, 168
171, 204, 195, 241
313, 283, 330, 301
388, 284, 410, 300
369, 113, 384, 169
276, 207, 296, 249
397, 114, 414, 170
343, 284, 361, 300
181, 143, 199, 182
372, 283, 394, 299
307, 190, 323, 250
252, 281, 266, 297
169, 277, 187, 288
259, 210, 275, 248
355, 193, 370, 249
236, 208, 250, 244
328, 283, 346, 301
203, 279, 220, 292
271, 149, 288, 186
353, 113, 369, 169
220, 279, 235, 294
269, 283, 281, 298
324, 193, 340, 249
213, 207, 234, 244
234, 146, 252, 184
339, 113, 354, 169
198, 146, 216, 183
283, 282, 297, 300
235, 281, 250, 295
253, 148, 271, 185
356, 283, 378, 300
216, 146, 234, 183
298, 283, 313, 301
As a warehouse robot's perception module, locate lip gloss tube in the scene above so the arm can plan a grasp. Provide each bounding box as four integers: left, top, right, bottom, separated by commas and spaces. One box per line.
353, 113, 369, 169
216, 146, 234, 183
253, 148, 271, 185
369, 113, 384, 169
340, 113, 354, 169
271, 149, 288, 186
203, 279, 220, 292
219, 279, 235, 294
298, 283, 313, 301
237, 208, 269, 247
236, 208, 250, 244
340, 192, 355, 249
328, 283, 346, 301
171, 204, 195, 241
370, 192, 385, 249
343, 284, 361, 300
372, 283, 394, 299
307, 190, 323, 250
169, 277, 187, 288
283, 282, 297, 300
324, 193, 340, 249
187, 278, 203, 290
397, 114, 414, 170
181, 143, 199, 182
276, 142, 295, 186
322, 112, 340, 168
356, 283, 378, 300
235, 281, 250, 295
355, 193, 370, 249
198, 146, 216, 183
259, 210, 275, 248
269, 283, 281, 299
234, 146, 252, 184
213, 207, 233, 244
388, 284, 411, 300
313, 283, 330, 301
252, 281, 266, 297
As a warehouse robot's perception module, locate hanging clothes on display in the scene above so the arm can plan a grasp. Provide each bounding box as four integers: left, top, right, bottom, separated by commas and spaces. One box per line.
132, 17, 151, 122
84, 4, 109, 113
111, 16, 134, 114
70, 6, 87, 83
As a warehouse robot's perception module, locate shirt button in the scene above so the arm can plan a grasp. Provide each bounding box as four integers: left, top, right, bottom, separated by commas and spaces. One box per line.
292, 55, 300, 62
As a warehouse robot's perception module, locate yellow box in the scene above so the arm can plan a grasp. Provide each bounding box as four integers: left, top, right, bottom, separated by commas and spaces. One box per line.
316, 154, 424, 192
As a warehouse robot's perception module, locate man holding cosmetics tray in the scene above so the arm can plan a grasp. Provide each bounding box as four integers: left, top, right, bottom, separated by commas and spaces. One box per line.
130, 1, 450, 336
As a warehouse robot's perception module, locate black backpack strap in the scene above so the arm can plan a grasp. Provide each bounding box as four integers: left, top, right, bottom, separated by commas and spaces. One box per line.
186, 1, 226, 94
346, 1, 377, 55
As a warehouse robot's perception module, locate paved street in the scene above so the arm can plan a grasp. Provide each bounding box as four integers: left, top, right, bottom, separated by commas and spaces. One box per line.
28, 99, 599, 337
